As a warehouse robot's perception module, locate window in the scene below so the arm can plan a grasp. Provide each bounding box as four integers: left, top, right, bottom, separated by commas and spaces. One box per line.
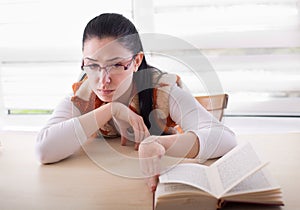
0, 0, 299, 131
0, 0, 132, 129
135, 0, 300, 116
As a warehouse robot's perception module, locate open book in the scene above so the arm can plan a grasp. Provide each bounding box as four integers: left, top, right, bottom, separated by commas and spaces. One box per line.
155, 142, 284, 210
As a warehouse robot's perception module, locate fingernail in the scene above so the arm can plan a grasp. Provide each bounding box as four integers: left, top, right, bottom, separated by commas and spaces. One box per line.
121, 137, 127, 146
151, 185, 157, 192
149, 181, 157, 190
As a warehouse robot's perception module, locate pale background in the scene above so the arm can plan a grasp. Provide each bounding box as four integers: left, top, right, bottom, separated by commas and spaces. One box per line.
0, 0, 299, 134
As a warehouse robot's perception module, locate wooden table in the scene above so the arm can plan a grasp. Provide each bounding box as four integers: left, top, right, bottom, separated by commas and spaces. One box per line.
223, 132, 300, 210
0, 131, 299, 210
0, 131, 153, 210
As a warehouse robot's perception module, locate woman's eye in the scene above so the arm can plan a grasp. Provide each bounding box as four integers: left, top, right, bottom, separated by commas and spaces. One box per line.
88, 64, 99, 70
114, 63, 123, 67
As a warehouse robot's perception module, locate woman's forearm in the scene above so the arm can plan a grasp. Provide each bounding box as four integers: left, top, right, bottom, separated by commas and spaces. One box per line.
156, 132, 199, 158
78, 103, 113, 137
35, 118, 85, 164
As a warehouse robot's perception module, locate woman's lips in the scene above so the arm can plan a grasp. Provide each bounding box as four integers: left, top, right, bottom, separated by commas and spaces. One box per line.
99, 89, 114, 95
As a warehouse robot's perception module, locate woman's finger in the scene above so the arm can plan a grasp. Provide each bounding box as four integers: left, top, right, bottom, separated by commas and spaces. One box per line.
147, 175, 159, 192
137, 119, 150, 143
134, 142, 140, 150
140, 155, 160, 177
143, 123, 150, 138
132, 118, 146, 144
144, 158, 160, 192
139, 156, 153, 176
136, 126, 150, 150
132, 122, 141, 144
114, 119, 131, 146
121, 136, 128, 146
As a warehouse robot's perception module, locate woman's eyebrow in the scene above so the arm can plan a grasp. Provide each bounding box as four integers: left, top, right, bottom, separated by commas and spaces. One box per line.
105, 56, 124, 62
83, 57, 98, 62
84, 56, 123, 62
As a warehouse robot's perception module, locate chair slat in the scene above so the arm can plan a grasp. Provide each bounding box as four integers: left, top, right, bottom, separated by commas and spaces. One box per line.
195, 94, 228, 121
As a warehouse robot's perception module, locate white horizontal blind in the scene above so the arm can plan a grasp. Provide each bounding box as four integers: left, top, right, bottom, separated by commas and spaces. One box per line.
140, 0, 300, 115
152, 0, 300, 48
0, 62, 80, 110
1, 0, 300, 117
0, 0, 133, 52
0, 0, 132, 113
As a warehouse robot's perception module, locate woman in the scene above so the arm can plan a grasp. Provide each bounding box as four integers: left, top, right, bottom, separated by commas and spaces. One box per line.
35, 13, 237, 191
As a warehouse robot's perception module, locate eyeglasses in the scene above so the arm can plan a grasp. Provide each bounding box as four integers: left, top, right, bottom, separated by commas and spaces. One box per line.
81, 55, 136, 76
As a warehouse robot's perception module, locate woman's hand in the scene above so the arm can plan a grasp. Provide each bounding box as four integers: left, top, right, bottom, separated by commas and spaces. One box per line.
111, 102, 150, 149
138, 136, 166, 192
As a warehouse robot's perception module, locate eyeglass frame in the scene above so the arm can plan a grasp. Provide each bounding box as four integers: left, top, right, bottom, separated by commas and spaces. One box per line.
81, 54, 137, 75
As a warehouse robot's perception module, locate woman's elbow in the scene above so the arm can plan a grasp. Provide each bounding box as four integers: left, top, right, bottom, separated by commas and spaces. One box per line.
35, 131, 59, 164
35, 142, 54, 164
223, 129, 238, 153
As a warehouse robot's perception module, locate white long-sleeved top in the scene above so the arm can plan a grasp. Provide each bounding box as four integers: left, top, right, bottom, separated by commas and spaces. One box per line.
35, 85, 237, 164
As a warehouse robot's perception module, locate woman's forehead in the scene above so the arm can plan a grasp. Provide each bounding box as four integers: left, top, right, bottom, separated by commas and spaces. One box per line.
83, 37, 131, 62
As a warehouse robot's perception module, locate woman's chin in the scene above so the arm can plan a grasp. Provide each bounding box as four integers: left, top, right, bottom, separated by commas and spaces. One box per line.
96, 92, 113, 102
95, 89, 128, 103
97, 93, 123, 103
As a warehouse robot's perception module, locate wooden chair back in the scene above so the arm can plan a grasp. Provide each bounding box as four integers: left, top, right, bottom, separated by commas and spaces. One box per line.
194, 94, 228, 121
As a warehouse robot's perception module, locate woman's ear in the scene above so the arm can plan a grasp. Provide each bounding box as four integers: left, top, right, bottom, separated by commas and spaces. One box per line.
134, 52, 144, 71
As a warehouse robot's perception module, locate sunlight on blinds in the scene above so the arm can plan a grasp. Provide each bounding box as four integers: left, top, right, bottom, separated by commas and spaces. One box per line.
0, 0, 133, 113
0, 0, 132, 50
0, 0, 299, 116
153, 1, 299, 36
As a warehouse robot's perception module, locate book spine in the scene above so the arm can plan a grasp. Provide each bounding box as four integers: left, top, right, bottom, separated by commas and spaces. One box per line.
217, 199, 225, 209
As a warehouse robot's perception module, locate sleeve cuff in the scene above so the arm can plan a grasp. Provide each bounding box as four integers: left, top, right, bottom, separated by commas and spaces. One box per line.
187, 125, 236, 163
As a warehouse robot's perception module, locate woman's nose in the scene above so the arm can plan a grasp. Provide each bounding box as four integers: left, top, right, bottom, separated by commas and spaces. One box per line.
98, 69, 111, 84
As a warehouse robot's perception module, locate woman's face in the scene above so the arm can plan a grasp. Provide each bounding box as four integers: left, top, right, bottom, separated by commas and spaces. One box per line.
82, 37, 142, 102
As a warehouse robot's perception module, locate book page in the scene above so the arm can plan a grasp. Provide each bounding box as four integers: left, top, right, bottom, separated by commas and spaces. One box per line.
156, 183, 205, 198
208, 142, 268, 197
155, 183, 218, 210
159, 163, 214, 196
224, 166, 281, 197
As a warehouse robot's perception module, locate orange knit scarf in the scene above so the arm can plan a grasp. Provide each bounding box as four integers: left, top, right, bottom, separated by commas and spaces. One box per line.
71, 73, 182, 138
